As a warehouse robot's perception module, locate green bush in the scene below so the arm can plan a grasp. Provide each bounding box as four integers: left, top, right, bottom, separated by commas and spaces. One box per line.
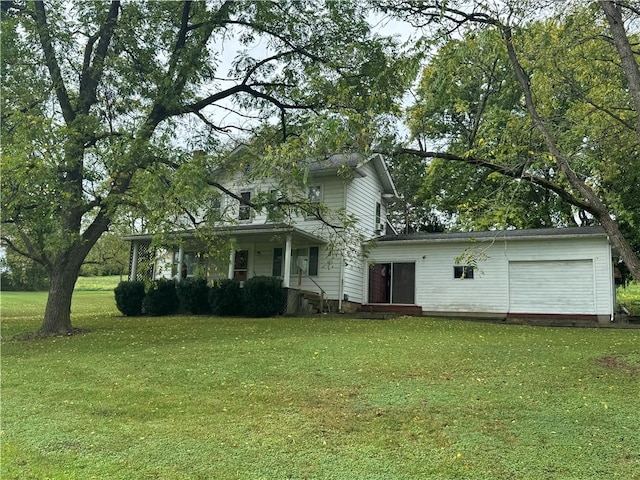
114, 281, 146, 316
208, 279, 243, 316
176, 278, 211, 314
142, 279, 179, 316
243, 276, 284, 317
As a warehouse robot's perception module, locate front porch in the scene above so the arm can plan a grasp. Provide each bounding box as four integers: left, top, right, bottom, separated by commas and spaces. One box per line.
124, 224, 335, 314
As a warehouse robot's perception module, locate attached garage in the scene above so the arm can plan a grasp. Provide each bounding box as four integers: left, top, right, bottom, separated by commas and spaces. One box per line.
367, 226, 615, 324
508, 260, 595, 315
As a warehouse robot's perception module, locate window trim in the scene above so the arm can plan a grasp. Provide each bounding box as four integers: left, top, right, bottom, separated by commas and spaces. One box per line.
290, 246, 320, 277
453, 265, 475, 279
238, 190, 253, 222
307, 185, 322, 203
368, 261, 416, 305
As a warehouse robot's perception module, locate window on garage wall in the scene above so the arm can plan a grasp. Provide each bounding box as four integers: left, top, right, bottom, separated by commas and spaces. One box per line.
453, 265, 475, 279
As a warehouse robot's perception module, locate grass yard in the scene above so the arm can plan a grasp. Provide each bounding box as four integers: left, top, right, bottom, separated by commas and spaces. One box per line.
1, 291, 639, 479
618, 281, 640, 315
74, 275, 123, 291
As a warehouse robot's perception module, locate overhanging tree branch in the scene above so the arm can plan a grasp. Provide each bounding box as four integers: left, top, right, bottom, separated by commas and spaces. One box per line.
395, 147, 593, 212
599, 0, 640, 142
207, 180, 344, 230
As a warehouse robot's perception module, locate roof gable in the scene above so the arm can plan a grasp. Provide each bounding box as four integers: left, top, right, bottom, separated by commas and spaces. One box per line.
308, 153, 397, 197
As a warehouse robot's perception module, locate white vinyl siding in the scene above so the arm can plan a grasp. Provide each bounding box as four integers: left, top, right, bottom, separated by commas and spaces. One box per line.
287, 244, 341, 298
341, 162, 388, 304
367, 235, 613, 317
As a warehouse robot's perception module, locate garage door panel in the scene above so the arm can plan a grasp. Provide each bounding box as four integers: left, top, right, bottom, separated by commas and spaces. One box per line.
509, 260, 594, 315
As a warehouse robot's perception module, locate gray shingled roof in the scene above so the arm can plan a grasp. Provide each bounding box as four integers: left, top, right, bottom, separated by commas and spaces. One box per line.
307, 153, 363, 172
377, 226, 606, 243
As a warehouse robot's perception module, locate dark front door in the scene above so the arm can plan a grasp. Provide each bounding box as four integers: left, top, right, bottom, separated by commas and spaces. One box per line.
234, 250, 249, 281
368, 263, 391, 303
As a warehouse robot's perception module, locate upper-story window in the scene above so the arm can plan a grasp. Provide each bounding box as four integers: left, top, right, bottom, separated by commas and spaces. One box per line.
238, 191, 252, 221
308, 185, 322, 203
208, 196, 222, 222
267, 189, 281, 222
375, 201, 385, 234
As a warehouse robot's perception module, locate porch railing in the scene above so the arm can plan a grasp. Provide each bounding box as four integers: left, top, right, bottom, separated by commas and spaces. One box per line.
288, 271, 331, 314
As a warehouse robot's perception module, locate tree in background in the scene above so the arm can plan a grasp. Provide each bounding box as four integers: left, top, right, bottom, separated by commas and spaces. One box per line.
1, 0, 409, 334
391, 28, 575, 231
80, 230, 129, 277
0, 248, 49, 291
380, 0, 640, 280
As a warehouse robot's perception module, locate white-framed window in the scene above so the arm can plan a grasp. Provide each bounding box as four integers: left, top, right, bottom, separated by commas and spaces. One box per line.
308, 185, 322, 203
375, 201, 385, 233
290, 246, 319, 276
238, 190, 252, 221
267, 188, 281, 222
454, 265, 475, 279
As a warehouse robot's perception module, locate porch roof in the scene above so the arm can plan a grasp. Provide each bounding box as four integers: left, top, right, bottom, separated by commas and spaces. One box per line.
122, 223, 327, 245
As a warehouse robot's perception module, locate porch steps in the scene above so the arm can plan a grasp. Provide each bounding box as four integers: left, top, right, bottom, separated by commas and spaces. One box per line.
357, 304, 423, 317
298, 290, 325, 314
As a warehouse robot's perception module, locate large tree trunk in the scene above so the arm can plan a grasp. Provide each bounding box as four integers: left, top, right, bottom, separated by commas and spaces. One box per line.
39, 215, 110, 334
41, 259, 83, 335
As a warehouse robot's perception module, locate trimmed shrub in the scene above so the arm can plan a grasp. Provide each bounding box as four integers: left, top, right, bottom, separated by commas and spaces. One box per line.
177, 278, 211, 314
114, 281, 145, 316
243, 276, 284, 317
142, 278, 179, 316
208, 279, 243, 316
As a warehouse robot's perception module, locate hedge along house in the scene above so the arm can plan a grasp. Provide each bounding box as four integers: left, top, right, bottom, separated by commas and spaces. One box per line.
124, 154, 618, 323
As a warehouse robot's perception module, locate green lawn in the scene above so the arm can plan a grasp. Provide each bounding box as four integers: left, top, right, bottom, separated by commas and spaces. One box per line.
1, 291, 639, 479
618, 281, 640, 315
74, 275, 123, 291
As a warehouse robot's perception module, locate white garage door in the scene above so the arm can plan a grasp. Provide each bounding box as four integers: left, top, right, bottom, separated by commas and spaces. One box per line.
508, 260, 595, 315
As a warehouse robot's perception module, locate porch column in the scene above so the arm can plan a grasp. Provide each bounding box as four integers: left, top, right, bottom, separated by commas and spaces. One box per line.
130, 242, 139, 281
177, 245, 184, 282
228, 250, 235, 280
282, 234, 292, 288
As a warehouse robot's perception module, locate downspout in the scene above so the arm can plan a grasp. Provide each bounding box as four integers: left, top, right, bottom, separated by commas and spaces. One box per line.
607, 235, 615, 322
338, 181, 348, 312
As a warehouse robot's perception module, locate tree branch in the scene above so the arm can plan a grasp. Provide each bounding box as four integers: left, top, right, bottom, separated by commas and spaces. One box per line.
33, 1, 75, 124
395, 147, 593, 213
1, 231, 50, 269
599, 0, 640, 142
78, 1, 120, 114
207, 181, 344, 230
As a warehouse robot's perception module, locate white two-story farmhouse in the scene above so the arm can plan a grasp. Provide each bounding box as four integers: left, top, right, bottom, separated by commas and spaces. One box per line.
124, 154, 617, 324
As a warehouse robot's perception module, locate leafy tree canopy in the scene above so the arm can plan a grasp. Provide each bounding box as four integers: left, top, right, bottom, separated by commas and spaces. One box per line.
380, 0, 640, 280
1, 0, 413, 333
